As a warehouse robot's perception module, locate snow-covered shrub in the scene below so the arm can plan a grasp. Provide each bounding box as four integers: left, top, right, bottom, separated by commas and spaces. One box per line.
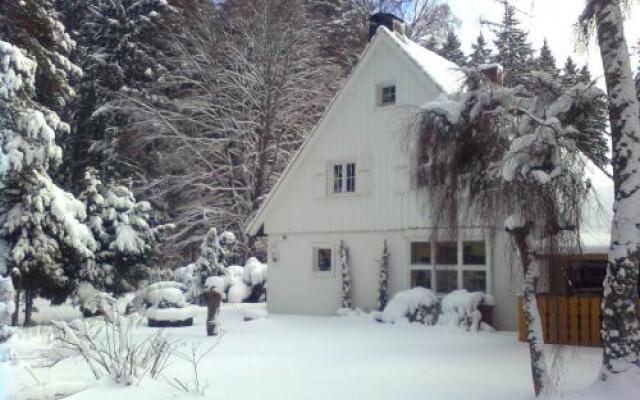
49, 312, 179, 385
73, 282, 115, 318
228, 280, 251, 304
381, 288, 440, 325
439, 290, 495, 332
0, 277, 16, 342
242, 257, 268, 303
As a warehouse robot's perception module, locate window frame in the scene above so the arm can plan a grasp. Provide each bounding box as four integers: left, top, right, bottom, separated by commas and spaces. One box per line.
329, 161, 357, 196
408, 237, 490, 295
379, 84, 397, 106
312, 246, 334, 276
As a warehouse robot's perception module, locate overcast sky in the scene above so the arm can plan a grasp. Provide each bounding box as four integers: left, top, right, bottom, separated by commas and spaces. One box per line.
447, 0, 640, 88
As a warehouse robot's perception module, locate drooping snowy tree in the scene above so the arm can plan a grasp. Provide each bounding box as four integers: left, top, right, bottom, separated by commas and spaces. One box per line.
339, 240, 352, 309
579, 0, 640, 376
492, 3, 534, 87
378, 240, 390, 311
418, 67, 608, 395
437, 31, 466, 66
195, 228, 236, 294
536, 39, 558, 76
468, 33, 492, 67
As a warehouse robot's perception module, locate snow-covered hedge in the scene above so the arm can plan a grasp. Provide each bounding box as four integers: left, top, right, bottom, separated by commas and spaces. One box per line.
381, 287, 440, 325
0, 277, 15, 342
379, 288, 495, 330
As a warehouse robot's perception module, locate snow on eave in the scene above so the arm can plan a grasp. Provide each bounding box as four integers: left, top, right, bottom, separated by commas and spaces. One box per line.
246, 27, 460, 236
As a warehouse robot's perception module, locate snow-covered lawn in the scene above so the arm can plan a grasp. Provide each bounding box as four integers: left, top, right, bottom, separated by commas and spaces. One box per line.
0, 303, 618, 400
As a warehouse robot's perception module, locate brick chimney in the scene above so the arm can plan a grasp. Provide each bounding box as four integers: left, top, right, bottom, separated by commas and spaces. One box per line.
368, 12, 405, 41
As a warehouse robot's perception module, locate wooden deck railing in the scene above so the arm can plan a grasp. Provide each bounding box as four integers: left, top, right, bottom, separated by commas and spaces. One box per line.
517, 295, 640, 347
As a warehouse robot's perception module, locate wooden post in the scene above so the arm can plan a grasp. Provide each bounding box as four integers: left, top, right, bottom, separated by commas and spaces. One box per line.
206, 289, 222, 336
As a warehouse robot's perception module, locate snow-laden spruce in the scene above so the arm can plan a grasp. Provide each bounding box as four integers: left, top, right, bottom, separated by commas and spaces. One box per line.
0, 277, 15, 342
378, 240, 390, 311
339, 241, 352, 309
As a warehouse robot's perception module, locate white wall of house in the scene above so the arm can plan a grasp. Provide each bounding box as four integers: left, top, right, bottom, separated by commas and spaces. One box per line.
252, 29, 522, 331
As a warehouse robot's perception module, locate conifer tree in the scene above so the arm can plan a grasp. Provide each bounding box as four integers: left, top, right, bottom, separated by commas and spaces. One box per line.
493, 3, 534, 87
536, 39, 558, 76
340, 241, 352, 309
468, 33, 492, 67
378, 241, 390, 311
437, 31, 466, 66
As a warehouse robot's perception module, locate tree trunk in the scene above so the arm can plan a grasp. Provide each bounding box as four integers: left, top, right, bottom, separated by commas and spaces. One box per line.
11, 288, 20, 327
592, 0, 640, 374
206, 289, 222, 336
512, 229, 549, 396
23, 288, 34, 327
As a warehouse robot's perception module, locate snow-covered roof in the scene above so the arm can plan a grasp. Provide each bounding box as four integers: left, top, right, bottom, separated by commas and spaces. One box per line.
382, 27, 464, 94
246, 27, 465, 236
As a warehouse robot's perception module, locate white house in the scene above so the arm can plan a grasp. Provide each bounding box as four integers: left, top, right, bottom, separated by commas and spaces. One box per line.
246, 15, 612, 331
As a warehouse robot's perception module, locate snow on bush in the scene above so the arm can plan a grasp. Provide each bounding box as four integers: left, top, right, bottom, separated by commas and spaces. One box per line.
0, 277, 15, 342
439, 290, 494, 332
242, 257, 267, 286
381, 287, 440, 325
74, 282, 115, 316
228, 280, 251, 303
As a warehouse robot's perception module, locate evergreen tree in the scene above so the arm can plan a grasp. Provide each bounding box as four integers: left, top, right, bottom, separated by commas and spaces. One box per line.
437, 31, 466, 66
59, 0, 171, 186
195, 228, 236, 293
468, 33, 492, 67
536, 39, 557, 76
493, 3, 534, 87
339, 240, 351, 309
378, 240, 390, 311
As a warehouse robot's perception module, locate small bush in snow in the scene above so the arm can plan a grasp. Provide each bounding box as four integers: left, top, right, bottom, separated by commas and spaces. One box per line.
0, 277, 15, 342
73, 282, 115, 318
439, 289, 494, 332
381, 288, 440, 325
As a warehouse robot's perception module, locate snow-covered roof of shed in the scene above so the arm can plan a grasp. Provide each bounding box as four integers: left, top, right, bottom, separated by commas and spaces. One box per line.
382, 27, 464, 94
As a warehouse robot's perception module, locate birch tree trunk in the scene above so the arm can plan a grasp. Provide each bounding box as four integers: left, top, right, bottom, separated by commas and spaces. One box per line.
587, 0, 640, 374
511, 226, 550, 397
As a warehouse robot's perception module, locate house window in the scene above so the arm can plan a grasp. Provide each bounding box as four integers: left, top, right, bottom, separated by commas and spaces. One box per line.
463, 241, 486, 265
379, 85, 396, 106
463, 270, 487, 292
411, 242, 431, 264
314, 248, 333, 272
435, 242, 457, 265
333, 164, 343, 193
411, 269, 432, 289
410, 239, 489, 294
332, 162, 356, 194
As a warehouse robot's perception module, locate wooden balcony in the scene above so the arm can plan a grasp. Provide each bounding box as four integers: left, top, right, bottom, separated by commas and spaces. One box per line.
517, 294, 640, 347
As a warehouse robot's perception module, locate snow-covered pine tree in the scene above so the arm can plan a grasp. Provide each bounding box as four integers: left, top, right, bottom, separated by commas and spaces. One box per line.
0, 277, 15, 342
59, 0, 171, 186
437, 31, 466, 66
579, 0, 640, 376
339, 240, 352, 309
536, 39, 558, 76
468, 33, 492, 67
378, 240, 390, 311
78, 168, 108, 285
492, 2, 534, 87
418, 67, 608, 395
195, 228, 236, 295
0, 40, 97, 326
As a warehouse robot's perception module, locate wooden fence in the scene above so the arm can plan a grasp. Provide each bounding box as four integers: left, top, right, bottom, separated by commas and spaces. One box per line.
517, 295, 640, 347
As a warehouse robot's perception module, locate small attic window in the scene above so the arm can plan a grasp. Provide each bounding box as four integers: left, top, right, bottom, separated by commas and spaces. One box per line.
379, 85, 396, 106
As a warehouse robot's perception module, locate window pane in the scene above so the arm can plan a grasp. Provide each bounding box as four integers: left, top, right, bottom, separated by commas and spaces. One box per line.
436, 270, 457, 293
346, 163, 356, 192
463, 241, 486, 265
316, 248, 332, 272
462, 270, 487, 292
381, 85, 396, 105
435, 242, 457, 265
569, 261, 606, 294
333, 164, 343, 193
411, 270, 432, 289
411, 242, 431, 264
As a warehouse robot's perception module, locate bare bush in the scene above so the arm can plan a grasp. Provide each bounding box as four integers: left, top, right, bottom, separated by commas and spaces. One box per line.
166, 340, 220, 395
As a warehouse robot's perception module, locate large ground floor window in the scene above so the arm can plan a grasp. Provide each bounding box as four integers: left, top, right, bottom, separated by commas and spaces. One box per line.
409, 239, 489, 294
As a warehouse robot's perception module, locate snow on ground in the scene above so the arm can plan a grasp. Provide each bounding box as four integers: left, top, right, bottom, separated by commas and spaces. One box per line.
0, 303, 613, 400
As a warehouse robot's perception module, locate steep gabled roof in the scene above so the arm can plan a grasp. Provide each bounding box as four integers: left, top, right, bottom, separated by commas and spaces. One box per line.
246, 27, 464, 236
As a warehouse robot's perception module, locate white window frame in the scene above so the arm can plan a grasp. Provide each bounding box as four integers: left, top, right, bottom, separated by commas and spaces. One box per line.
329, 161, 357, 196
378, 83, 396, 106
407, 235, 491, 295
312, 245, 335, 277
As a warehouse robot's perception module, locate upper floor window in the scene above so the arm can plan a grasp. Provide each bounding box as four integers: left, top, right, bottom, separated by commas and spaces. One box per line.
314, 247, 333, 273
332, 162, 356, 194
379, 85, 396, 106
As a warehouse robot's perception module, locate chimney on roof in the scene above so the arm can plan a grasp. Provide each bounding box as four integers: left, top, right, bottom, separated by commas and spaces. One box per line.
368, 12, 405, 42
